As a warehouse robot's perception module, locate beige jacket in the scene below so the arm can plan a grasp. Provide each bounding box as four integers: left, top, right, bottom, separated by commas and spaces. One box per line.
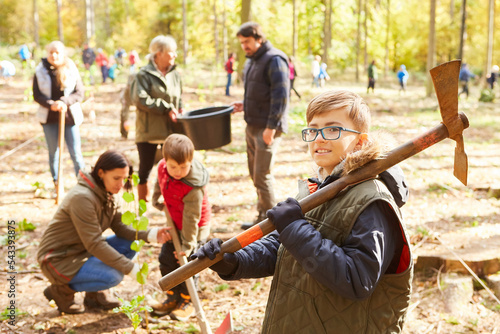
37, 171, 150, 285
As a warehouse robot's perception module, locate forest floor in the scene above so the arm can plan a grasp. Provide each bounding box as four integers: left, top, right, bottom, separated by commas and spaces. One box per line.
1, 70, 500, 334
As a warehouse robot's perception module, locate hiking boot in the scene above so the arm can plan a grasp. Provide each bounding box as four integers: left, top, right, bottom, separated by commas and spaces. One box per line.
150, 290, 180, 317
84, 290, 121, 310
241, 211, 267, 230
170, 293, 194, 322
44, 284, 85, 314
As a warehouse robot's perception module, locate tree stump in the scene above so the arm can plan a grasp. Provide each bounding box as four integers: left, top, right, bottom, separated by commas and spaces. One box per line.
441, 273, 473, 315
487, 186, 500, 199
486, 273, 500, 299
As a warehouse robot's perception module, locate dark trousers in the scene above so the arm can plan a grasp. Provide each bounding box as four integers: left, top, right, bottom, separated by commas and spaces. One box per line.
245, 125, 282, 214
136, 142, 163, 184
368, 78, 376, 90
158, 239, 205, 296
225, 73, 232, 96
101, 66, 108, 83
158, 241, 189, 295
290, 78, 301, 99
459, 81, 469, 98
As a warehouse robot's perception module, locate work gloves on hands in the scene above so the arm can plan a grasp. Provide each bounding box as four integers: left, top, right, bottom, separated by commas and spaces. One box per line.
266, 197, 304, 233
190, 238, 238, 276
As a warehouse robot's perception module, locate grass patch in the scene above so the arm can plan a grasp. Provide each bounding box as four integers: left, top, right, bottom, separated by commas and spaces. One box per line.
214, 283, 229, 292
225, 215, 240, 222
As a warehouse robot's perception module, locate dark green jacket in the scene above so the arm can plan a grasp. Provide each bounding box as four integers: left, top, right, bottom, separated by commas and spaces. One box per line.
131, 60, 183, 143
262, 178, 413, 334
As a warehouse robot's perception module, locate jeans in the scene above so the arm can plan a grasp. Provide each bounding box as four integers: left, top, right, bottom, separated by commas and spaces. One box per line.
101, 65, 109, 83
313, 76, 320, 88
245, 125, 282, 214
69, 236, 136, 292
42, 123, 85, 183
225, 73, 232, 96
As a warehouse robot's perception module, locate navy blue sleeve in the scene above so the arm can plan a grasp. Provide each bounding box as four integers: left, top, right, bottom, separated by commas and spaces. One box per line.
220, 231, 280, 280
278, 201, 401, 300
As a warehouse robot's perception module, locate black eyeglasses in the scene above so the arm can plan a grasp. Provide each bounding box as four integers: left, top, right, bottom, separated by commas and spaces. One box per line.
301, 126, 361, 142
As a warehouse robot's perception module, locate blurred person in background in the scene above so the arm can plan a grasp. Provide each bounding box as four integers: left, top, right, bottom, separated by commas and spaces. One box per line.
33, 41, 86, 189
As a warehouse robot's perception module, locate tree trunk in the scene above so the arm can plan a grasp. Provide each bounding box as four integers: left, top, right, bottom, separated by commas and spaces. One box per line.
241, 0, 251, 22
85, 0, 92, 43
384, 0, 390, 78
222, 0, 228, 63
484, 0, 494, 83
91, 0, 95, 39
322, 0, 331, 65
426, 0, 436, 97
124, 0, 129, 20
363, 0, 368, 73
55, 0, 63, 42
457, 0, 467, 60
214, 0, 219, 66
237, 0, 251, 80
182, 0, 188, 65
355, 0, 361, 82
292, 0, 298, 58
104, 0, 111, 38
33, 0, 39, 48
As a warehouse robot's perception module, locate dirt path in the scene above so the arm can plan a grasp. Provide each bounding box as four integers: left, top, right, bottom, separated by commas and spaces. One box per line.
1, 76, 499, 333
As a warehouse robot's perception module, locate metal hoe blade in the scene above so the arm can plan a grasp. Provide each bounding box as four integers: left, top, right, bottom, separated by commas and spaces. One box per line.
430, 60, 469, 185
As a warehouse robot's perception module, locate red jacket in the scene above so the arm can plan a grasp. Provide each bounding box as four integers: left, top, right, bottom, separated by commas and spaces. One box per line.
95, 52, 108, 67
225, 58, 235, 74
157, 158, 210, 231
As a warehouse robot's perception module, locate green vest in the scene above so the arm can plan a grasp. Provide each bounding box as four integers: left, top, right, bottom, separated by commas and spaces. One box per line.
262, 178, 413, 334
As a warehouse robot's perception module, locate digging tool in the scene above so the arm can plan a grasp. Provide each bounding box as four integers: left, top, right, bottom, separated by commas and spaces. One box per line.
159, 59, 469, 292
162, 209, 212, 334
55, 109, 65, 204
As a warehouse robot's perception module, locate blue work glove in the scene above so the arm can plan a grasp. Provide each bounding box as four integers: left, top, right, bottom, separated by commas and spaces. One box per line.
266, 197, 304, 233
190, 239, 238, 276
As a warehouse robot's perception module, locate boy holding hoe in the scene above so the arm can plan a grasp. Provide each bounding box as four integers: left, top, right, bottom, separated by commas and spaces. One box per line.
150, 134, 211, 321
193, 90, 413, 333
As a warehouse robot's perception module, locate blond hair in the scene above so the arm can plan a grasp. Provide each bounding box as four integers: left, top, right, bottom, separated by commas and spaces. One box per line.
162, 134, 194, 164
306, 90, 371, 133
46, 41, 70, 89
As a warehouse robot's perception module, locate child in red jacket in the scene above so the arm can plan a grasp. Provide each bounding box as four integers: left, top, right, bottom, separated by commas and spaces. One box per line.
151, 134, 211, 321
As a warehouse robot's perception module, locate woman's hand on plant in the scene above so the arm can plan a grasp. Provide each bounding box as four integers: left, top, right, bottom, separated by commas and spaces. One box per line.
157, 227, 172, 243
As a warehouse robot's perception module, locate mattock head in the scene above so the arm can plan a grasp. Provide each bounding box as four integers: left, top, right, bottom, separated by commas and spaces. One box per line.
430, 60, 469, 185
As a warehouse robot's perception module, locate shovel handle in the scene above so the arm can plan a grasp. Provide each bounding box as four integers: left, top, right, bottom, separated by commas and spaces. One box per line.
55, 110, 66, 204
159, 113, 469, 291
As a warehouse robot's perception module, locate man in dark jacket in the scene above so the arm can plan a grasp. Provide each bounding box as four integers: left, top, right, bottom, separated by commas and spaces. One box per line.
231, 22, 290, 230
82, 43, 96, 85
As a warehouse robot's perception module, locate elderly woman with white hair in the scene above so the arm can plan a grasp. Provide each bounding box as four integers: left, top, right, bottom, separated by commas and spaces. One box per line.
131, 35, 183, 201
33, 40, 86, 188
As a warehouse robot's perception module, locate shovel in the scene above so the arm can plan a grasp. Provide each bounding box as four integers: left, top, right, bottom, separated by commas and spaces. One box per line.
55, 109, 65, 204
162, 209, 212, 334
159, 59, 469, 292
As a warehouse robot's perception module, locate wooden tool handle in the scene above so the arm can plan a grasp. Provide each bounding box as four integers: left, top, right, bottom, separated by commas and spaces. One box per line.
55, 110, 65, 204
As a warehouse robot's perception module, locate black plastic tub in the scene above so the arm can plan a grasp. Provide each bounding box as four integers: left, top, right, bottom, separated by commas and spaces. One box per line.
176, 106, 233, 150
